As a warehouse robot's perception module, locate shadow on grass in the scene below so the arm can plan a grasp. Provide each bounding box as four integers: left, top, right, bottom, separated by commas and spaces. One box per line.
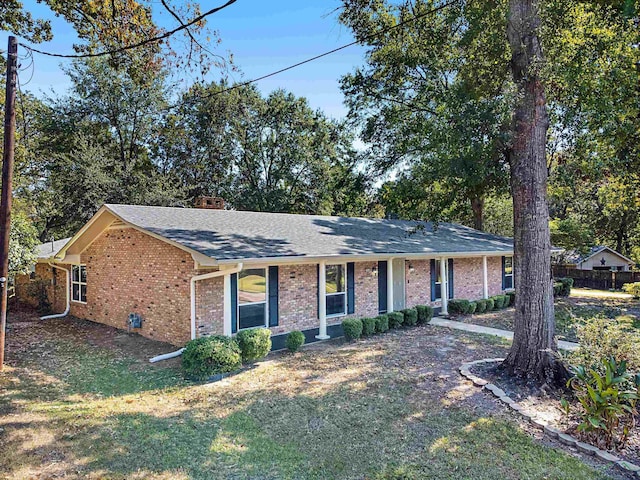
1, 323, 613, 479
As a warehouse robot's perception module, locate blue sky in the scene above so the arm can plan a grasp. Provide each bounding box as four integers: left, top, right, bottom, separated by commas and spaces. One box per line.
11, 0, 368, 120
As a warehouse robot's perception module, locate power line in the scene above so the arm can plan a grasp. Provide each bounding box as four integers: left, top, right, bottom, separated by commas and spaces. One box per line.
174, 0, 461, 103
19, 0, 238, 59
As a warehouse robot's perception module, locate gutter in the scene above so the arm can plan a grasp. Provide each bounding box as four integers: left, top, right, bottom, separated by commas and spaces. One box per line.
40, 262, 70, 320
149, 262, 243, 363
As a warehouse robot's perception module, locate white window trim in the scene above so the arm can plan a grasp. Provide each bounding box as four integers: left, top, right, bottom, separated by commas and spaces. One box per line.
71, 264, 87, 304
504, 256, 514, 291
434, 259, 443, 301
237, 268, 268, 331
326, 263, 347, 318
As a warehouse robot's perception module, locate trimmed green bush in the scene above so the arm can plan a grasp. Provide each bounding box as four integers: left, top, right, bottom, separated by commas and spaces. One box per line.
388, 311, 404, 329
236, 328, 272, 363
342, 318, 363, 341
554, 278, 573, 297
375, 314, 389, 333
491, 295, 504, 309
468, 302, 477, 314
285, 330, 305, 353
416, 305, 434, 324
182, 335, 242, 380
448, 299, 471, 315
506, 291, 516, 306
475, 299, 487, 314
402, 308, 418, 326
486, 297, 495, 311
362, 317, 377, 336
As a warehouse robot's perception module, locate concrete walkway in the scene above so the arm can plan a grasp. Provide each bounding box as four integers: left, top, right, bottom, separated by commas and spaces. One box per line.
429, 317, 579, 351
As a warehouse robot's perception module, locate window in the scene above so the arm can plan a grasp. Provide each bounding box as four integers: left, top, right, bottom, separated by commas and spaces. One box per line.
326, 264, 347, 317
238, 268, 267, 330
504, 256, 514, 290
71, 265, 87, 303
434, 260, 443, 300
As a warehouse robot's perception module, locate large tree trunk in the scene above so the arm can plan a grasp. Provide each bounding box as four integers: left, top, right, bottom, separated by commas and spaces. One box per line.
501, 0, 567, 385
471, 195, 484, 231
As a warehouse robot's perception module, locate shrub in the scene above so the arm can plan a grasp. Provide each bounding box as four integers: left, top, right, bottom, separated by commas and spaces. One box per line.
416, 305, 434, 324
342, 318, 363, 341
554, 277, 573, 297
362, 317, 377, 336
492, 295, 507, 309
236, 328, 272, 363
485, 298, 495, 311
182, 335, 242, 380
475, 299, 487, 314
468, 302, 477, 314
506, 291, 516, 306
448, 299, 471, 315
622, 282, 640, 299
285, 330, 305, 353
402, 308, 418, 326
388, 311, 404, 329
570, 316, 640, 372
375, 314, 389, 333
567, 357, 640, 449
500, 294, 510, 308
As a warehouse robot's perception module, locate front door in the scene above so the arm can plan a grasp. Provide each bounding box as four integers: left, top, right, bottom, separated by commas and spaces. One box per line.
392, 258, 405, 311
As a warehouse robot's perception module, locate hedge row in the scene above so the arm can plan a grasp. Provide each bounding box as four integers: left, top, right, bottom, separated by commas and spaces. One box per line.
342, 305, 434, 341
182, 328, 273, 380
448, 292, 515, 316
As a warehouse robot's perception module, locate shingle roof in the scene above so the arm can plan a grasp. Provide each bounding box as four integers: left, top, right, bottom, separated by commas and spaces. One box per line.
565, 245, 634, 265
37, 238, 71, 260
105, 204, 514, 262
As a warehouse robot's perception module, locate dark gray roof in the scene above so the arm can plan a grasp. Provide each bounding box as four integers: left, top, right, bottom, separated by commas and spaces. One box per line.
105, 204, 514, 262
37, 238, 71, 259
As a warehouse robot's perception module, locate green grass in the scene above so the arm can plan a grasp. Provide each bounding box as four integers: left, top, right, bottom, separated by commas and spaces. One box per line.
2, 320, 616, 479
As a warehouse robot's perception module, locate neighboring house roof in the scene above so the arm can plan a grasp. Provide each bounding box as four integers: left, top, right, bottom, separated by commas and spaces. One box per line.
37, 237, 72, 260
565, 245, 634, 266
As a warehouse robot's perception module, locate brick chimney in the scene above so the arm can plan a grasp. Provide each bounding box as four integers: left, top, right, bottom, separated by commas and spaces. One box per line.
194, 196, 225, 210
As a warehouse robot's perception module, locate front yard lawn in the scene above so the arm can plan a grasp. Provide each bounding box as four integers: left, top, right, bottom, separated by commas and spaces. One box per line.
459, 288, 640, 343
0, 306, 626, 479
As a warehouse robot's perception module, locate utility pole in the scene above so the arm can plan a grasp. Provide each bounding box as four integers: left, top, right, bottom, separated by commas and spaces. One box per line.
0, 36, 18, 370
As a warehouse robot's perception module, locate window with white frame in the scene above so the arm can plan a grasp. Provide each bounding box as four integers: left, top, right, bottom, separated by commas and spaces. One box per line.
504, 256, 514, 290
238, 268, 268, 330
71, 265, 87, 303
434, 259, 443, 300
326, 264, 347, 317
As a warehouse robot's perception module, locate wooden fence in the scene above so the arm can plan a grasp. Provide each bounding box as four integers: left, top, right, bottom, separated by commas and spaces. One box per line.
552, 266, 640, 290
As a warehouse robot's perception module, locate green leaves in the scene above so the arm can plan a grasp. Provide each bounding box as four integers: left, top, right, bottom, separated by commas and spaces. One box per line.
567, 356, 638, 449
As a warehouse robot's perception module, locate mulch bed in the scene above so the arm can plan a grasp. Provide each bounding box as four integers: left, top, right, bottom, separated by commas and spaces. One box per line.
472, 361, 640, 468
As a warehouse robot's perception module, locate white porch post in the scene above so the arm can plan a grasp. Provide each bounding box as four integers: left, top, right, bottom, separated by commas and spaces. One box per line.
223, 274, 232, 336
482, 255, 489, 299
440, 256, 448, 315
387, 257, 394, 313
316, 260, 329, 340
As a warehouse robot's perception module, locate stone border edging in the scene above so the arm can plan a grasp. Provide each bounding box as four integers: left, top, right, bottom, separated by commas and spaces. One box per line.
459, 358, 640, 477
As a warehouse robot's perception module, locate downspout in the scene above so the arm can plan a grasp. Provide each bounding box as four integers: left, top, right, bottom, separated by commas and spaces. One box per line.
149, 262, 243, 363
40, 262, 70, 320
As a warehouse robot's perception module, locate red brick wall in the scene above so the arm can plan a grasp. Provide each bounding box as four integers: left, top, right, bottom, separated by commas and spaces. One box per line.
195, 274, 224, 337
488, 256, 505, 296
69, 228, 194, 346
15, 263, 69, 312
17, 243, 510, 343
452, 257, 484, 300
406, 260, 431, 308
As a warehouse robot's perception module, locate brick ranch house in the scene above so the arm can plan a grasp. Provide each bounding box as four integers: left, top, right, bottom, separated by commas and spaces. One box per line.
17, 201, 516, 352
